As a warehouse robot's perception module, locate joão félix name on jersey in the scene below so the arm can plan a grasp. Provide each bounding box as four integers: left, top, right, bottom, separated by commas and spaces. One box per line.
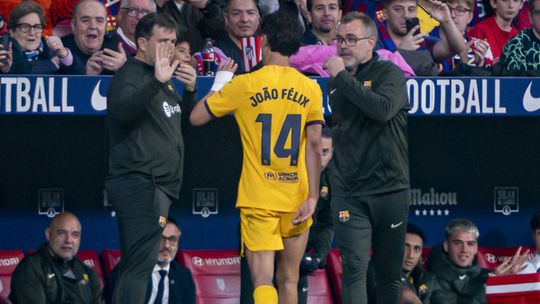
249, 87, 310, 108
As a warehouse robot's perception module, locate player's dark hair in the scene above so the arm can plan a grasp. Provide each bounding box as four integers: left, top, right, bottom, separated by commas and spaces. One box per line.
260, 2, 303, 56
135, 13, 177, 48
530, 210, 540, 231
407, 223, 425, 243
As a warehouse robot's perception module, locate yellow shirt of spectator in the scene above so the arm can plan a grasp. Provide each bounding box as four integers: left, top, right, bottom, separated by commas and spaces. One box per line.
205, 65, 325, 212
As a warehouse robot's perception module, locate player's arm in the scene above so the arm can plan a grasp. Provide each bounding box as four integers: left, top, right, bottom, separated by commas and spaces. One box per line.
292, 123, 322, 225
190, 59, 237, 126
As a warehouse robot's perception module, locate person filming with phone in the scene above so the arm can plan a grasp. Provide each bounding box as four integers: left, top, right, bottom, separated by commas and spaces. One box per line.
377, 0, 465, 75
1, 0, 75, 74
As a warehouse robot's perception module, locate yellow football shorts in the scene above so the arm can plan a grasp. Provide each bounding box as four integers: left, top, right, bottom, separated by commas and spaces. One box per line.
240, 207, 313, 254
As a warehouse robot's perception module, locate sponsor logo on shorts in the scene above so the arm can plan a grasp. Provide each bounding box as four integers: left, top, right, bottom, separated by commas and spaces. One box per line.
264, 171, 298, 183
339, 210, 350, 222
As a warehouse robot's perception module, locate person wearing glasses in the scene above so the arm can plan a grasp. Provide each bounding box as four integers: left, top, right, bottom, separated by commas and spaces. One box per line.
1, 0, 75, 74
377, 0, 465, 75
61, 0, 127, 75
115, 0, 156, 56
106, 218, 195, 304
323, 12, 410, 304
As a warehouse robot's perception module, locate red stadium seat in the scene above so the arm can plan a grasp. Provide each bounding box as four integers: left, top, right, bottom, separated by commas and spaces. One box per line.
476, 247, 536, 270
101, 249, 121, 279
307, 268, 334, 304
0, 250, 24, 300
76, 250, 104, 287
178, 249, 241, 304
326, 249, 343, 304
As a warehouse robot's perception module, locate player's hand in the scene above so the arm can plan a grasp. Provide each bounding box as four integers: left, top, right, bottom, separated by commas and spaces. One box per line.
323, 56, 345, 77
101, 42, 127, 71
0, 41, 13, 73
86, 51, 104, 75
154, 42, 179, 83
292, 197, 317, 225
398, 26, 423, 51
175, 63, 197, 92
493, 246, 530, 276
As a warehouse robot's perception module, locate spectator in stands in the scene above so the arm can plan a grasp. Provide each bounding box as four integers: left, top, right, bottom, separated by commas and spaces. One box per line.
519, 210, 540, 273
468, 0, 523, 62
499, 0, 540, 76
114, 0, 156, 56
378, 0, 466, 75
214, 0, 260, 74
323, 11, 410, 304
427, 218, 529, 303
1, 1, 75, 74
61, 0, 126, 75
0, 0, 53, 36
9, 212, 103, 303
302, 0, 342, 45
106, 12, 196, 304
191, 4, 324, 303
159, 0, 226, 53
434, 0, 492, 72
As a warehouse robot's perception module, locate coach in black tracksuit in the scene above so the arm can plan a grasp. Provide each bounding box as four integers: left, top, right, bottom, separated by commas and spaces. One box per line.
324, 12, 410, 304
105, 13, 196, 304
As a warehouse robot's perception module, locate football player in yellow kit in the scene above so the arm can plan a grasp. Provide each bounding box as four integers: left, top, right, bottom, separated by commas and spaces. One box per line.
190, 5, 324, 304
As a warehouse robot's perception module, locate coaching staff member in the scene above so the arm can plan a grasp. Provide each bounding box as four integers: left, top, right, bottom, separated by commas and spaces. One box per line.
323, 12, 410, 304
105, 12, 196, 304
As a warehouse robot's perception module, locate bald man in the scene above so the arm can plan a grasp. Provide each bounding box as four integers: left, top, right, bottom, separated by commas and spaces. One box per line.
9, 212, 103, 304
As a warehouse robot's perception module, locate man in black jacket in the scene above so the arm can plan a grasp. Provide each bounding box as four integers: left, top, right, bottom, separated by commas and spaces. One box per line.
323, 11, 410, 304
145, 218, 195, 304
10, 212, 103, 304
106, 12, 196, 304
427, 218, 529, 304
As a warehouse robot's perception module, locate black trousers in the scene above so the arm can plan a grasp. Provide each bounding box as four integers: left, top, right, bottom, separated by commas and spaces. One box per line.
106, 175, 172, 304
331, 189, 409, 304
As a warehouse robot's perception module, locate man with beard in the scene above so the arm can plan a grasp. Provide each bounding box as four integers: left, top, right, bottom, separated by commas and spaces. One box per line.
302, 0, 342, 45
146, 218, 195, 304
323, 12, 410, 304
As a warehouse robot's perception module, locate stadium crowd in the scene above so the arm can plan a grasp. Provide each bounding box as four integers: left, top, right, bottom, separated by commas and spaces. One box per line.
0, 0, 539, 76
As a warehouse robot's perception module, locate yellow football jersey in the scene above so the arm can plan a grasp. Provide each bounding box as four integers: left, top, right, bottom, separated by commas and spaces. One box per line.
206, 65, 324, 212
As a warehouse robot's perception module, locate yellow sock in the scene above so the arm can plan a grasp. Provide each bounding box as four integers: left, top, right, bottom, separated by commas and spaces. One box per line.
253, 285, 278, 304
